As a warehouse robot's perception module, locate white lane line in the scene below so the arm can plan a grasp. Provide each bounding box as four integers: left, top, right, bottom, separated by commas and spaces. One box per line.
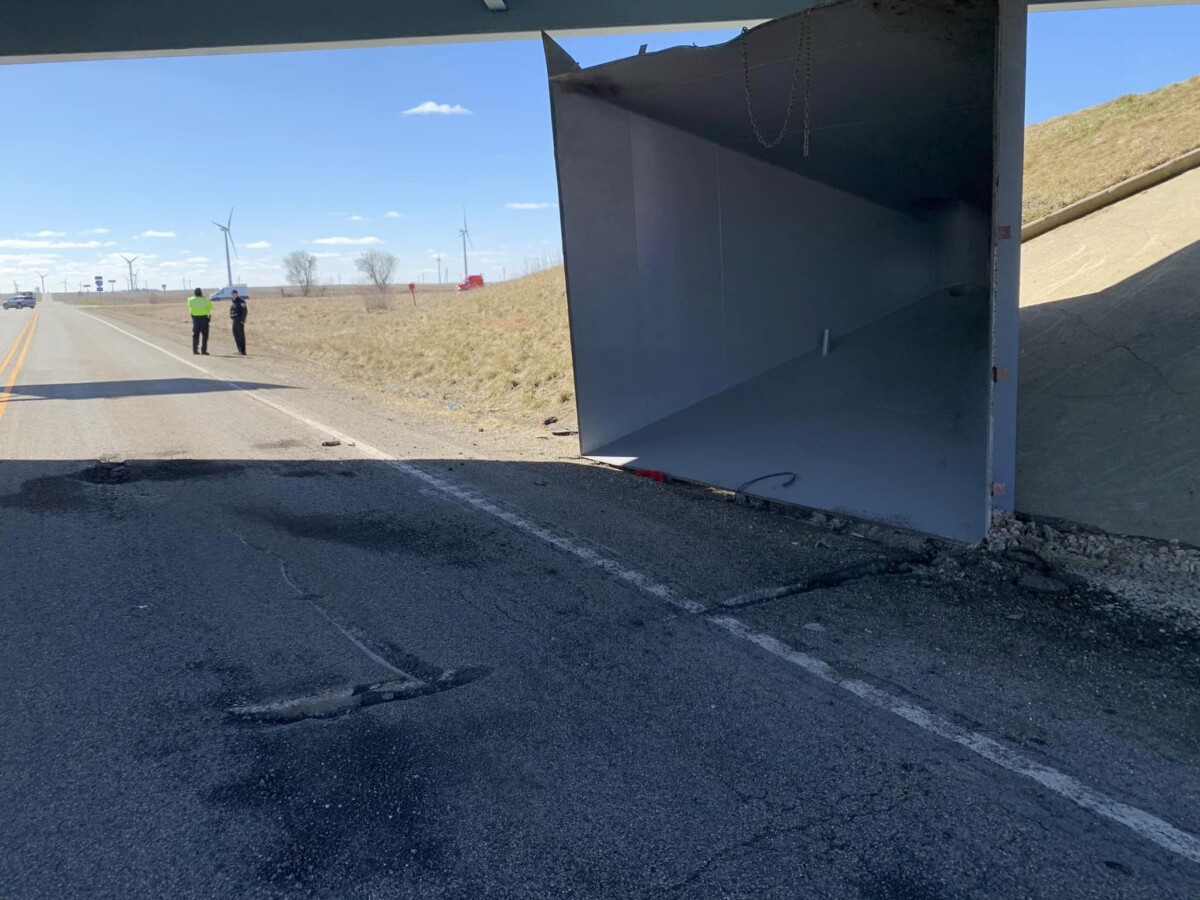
712, 617, 1200, 864
77, 309, 393, 454
79, 308, 1200, 864
390, 460, 702, 614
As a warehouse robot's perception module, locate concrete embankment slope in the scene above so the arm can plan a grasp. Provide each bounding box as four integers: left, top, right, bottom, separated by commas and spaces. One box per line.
1017, 166, 1200, 545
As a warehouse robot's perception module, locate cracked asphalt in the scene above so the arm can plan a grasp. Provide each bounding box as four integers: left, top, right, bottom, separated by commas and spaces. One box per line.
1, 300, 1198, 898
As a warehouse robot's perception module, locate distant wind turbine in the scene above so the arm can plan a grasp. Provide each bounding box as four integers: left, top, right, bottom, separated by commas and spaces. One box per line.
36, 272, 48, 294
121, 255, 140, 291
458, 209, 473, 282
213, 208, 238, 286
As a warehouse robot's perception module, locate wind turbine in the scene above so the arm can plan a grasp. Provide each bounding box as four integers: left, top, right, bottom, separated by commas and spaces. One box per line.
213, 208, 237, 287
433, 251, 444, 284
121, 255, 140, 291
36, 272, 48, 294
458, 209, 473, 282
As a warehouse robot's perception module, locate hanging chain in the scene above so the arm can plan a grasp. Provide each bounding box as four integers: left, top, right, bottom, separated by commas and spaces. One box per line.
802, 16, 812, 157
741, 14, 812, 155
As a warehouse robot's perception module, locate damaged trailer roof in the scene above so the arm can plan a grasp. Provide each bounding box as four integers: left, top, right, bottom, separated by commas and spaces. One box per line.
547, 0, 997, 212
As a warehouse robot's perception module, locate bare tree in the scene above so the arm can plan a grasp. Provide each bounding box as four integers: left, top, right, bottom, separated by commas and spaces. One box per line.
356, 250, 397, 292
283, 251, 319, 296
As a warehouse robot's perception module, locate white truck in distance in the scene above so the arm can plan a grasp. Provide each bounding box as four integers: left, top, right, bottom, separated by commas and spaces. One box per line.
209, 285, 249, 301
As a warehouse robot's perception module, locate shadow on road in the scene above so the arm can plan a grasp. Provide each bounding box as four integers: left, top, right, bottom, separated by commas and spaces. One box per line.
3, 377, 294, 402
1, 455, 1198, 897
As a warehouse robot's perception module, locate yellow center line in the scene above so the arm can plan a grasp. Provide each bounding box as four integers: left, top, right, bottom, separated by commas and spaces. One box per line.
0, 309, 39, 424
0, 314, 35, 379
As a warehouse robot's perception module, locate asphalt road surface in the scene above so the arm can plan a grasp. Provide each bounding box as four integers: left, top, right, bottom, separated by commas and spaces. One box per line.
2, 299, 1198, 899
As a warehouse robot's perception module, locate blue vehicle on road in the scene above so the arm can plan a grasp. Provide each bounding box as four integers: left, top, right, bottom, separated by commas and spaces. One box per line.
3, 293, 35, 310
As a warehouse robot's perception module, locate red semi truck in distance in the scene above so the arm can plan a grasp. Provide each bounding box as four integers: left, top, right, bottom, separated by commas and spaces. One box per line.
457, 275, 485, 291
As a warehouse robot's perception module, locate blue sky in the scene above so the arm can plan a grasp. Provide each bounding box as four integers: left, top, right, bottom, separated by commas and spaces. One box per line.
0, 5, 1196, 294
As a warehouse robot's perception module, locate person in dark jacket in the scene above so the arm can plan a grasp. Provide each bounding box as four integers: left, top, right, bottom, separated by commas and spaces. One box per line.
229, 289, 248, 355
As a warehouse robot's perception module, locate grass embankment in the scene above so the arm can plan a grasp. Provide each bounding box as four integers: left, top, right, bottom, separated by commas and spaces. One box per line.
1023, 74, 1200, 223
116, 268, 575, 427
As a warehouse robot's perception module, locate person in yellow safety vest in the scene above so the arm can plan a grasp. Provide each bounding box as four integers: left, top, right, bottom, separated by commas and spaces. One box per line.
187, 287, 213, 355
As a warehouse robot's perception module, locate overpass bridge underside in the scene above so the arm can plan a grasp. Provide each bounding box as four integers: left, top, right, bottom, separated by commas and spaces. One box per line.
2, 0, 1082, 540
0, 0, 1167, 62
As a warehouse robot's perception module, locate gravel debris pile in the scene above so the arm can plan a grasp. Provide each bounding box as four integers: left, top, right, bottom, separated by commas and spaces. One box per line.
984, 511, 1200, 628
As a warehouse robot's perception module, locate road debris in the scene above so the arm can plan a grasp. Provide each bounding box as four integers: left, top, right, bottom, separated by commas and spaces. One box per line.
986, 512, 1200, 628
229, 666, 490, 725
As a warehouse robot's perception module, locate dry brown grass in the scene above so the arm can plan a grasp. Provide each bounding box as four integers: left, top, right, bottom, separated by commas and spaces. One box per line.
1023, 74, 1200, 223
112, 268, 575, 426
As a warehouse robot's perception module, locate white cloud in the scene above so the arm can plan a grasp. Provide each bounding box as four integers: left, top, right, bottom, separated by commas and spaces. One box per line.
88, 227, 111, 234
244, 241, 271, 249
506, 202, 556, 210
138, 230, 176, 238
312, 236, 383, 246
403, 101, 472, 116
158, 255, 210, 271
385, 211, 404, 219
27, 230, 65, 237
0, 239, 102, 249
346, 215, 364, 222
0, 253, 59, 267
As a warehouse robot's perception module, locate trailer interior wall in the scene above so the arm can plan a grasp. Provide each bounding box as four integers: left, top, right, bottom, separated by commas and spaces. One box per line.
548, 0, 1015, 541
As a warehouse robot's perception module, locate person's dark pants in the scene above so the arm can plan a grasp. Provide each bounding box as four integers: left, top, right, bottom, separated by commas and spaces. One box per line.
191, 316, 209, 353
232, 319, 246, 355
